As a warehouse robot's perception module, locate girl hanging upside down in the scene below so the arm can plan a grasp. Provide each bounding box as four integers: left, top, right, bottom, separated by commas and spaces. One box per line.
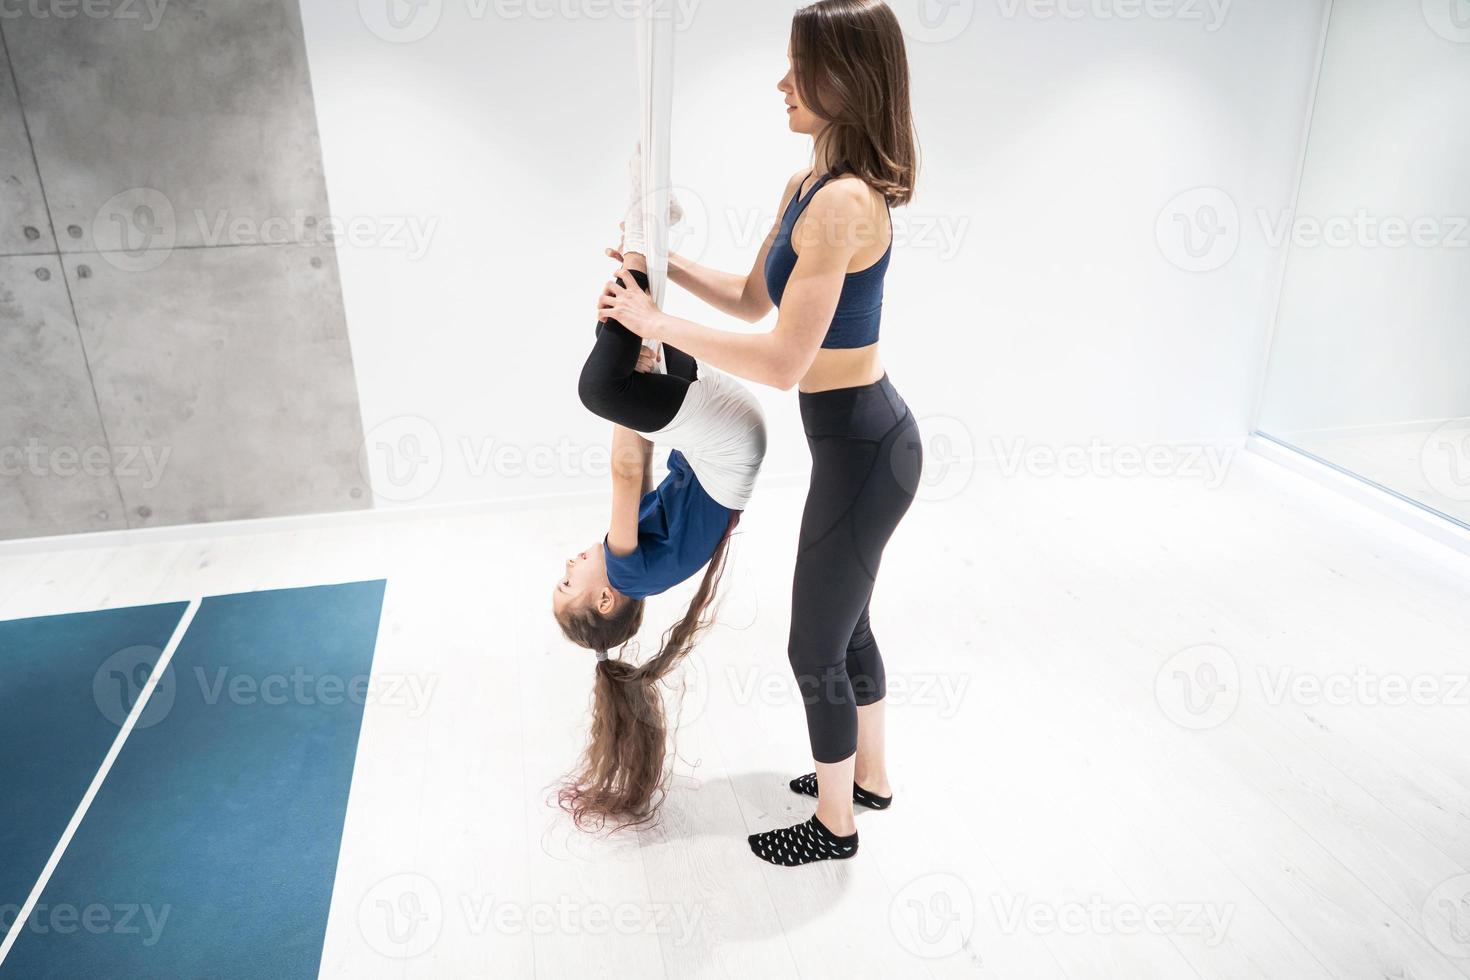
595, 1, 924, 867
552, 146, 767, 831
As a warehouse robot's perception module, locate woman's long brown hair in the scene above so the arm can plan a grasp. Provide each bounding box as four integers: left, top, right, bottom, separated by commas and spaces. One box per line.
557, 513, 739, 831
791, 0, 919, 207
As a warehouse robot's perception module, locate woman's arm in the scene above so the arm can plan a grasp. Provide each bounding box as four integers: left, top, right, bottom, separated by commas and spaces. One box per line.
600, 180, 869, 391
666, 252, 770, 324
667, 191, 792, 323
609, 172, 807, 325
606, 424, 652, 557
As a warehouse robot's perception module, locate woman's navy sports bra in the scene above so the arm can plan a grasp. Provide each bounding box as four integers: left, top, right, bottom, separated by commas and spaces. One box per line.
762, 171, 892, 350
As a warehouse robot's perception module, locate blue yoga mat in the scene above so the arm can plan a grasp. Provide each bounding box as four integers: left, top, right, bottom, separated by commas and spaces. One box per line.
1, 581, 387, 979
0, 602, 189, 933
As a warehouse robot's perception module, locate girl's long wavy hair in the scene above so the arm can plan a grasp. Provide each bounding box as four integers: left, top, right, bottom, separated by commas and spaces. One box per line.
555, 513, 739, 831
791, 0, 919, 207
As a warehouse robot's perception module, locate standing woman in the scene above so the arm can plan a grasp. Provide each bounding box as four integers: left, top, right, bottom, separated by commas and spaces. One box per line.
599, 0, 923, 866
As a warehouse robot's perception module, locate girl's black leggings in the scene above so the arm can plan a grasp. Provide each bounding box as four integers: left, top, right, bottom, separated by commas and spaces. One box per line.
578, 268, 697, 431
791, 374, 923, 764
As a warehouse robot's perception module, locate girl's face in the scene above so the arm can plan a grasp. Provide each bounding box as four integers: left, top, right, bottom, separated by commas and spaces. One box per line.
779, 44, 823, 135
551, 542, 612, 619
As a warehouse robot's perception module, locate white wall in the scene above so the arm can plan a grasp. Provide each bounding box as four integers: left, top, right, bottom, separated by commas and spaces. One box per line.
299, 0, 1328, 510
1257, 0, 1470, 435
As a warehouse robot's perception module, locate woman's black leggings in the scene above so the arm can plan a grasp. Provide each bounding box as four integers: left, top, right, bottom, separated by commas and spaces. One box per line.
578, 268, 697, 431
790, 374, 923, 764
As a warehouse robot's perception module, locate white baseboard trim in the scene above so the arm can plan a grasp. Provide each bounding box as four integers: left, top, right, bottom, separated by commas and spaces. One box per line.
1249, 432, 1470, 557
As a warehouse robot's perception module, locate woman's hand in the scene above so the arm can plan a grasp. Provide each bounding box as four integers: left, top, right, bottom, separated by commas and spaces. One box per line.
598, 273, 665, 340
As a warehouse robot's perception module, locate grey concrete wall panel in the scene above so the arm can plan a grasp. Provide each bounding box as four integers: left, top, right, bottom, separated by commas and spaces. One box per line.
0, 255, 126, 539
5, 1, 332, 254
63, 244, 369, 529
0, 40, 56, 256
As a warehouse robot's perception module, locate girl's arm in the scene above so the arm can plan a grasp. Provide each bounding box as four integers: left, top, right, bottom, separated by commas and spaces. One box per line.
600, 180, 868, 392
606, 424, 652, 557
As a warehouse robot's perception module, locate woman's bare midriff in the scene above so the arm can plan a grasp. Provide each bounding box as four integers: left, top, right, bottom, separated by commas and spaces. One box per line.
790, 180, 890, 394
799, 344, 884, 393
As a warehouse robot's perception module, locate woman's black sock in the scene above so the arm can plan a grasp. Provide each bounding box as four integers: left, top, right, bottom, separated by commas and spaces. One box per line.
788, 772, 893, 810
748, 814, 858, 866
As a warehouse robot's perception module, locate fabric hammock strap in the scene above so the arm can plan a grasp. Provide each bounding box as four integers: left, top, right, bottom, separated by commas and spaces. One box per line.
636, 0, 674, 310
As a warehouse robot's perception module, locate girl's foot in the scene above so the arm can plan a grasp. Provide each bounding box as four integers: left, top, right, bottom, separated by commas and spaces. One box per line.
622, 142, 685, 257
748, 814, 858, 866
788, 772, 893, 810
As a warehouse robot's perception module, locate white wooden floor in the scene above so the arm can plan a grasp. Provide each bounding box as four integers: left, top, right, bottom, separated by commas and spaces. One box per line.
3, 449, 1470, 980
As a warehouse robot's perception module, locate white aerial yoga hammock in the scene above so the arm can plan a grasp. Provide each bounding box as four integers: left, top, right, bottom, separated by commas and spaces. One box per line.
629, 1, 767, 511
635, 0, 674, 372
